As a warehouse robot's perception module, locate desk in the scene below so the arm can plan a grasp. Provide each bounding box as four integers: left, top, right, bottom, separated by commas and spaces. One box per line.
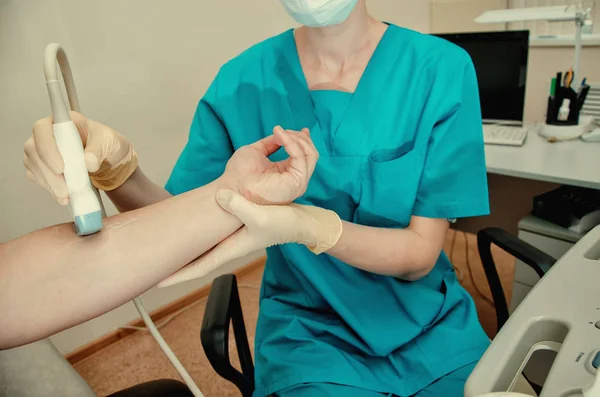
456, 130, 599, 235
484, 130, 600, 189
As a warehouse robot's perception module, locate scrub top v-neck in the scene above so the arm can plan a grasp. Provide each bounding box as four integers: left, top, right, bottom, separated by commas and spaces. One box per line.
310, 90, 353, 151
280, 25, 397, 158
165, 24, 492, 397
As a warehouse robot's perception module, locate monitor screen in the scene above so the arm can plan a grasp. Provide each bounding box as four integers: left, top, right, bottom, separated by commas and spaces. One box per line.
434, 30, 529, 122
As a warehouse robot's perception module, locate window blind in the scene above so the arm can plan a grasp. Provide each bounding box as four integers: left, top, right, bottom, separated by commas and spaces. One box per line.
582, 83, 600, 122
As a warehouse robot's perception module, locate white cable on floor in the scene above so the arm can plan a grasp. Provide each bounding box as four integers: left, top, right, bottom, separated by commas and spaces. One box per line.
126, 284, 260, 394
122, 284, 261, 332
449, 229, 465, 282
133, 297, 205, 397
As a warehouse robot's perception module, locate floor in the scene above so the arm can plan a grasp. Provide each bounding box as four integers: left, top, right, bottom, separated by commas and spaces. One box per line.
73, 230, 516, 397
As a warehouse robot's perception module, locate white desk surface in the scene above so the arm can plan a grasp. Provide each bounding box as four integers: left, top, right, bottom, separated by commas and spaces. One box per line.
485, 130, 600, 189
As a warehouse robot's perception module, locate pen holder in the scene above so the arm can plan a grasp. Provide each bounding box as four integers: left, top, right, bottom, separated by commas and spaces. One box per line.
546, 86, 580, 126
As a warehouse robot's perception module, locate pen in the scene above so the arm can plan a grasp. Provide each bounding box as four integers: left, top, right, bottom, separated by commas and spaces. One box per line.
557, 72, 563, 89
564, 68, 573, 89
578, 77, 588, 94
550, 77, 556, 98
578, 85, 590, 111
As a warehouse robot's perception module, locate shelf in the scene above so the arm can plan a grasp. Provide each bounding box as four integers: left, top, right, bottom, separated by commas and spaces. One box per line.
476, 6, 579, 24
530, 34, 600, 47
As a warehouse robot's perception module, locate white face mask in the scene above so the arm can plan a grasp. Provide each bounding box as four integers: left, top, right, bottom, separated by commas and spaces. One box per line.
279, 0, 359, 27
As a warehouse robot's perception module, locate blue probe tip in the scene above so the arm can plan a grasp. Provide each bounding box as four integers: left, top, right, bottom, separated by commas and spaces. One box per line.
74, 211, 103, 236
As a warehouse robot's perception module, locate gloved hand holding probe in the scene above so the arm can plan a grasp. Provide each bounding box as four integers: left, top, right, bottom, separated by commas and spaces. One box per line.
24, 111, 137, 204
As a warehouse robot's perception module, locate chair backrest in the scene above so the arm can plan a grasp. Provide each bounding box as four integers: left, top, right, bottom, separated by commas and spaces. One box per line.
201, 274, 255, 397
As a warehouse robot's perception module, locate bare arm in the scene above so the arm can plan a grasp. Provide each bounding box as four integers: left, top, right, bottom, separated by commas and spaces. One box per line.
3, 127, 316, 349
326, 217, 450, 281
0, 176, 240, 349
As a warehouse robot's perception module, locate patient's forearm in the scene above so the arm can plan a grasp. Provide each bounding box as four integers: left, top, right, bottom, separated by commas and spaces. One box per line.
0, 177, 241, 349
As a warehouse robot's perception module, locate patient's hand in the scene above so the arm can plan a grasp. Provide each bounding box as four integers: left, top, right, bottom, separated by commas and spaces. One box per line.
157, 127, 318, 288
222, 126, 318, 205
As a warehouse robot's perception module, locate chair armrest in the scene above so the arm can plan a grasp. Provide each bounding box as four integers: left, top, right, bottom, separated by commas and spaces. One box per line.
477, 227, 557, 332
200, 274, 254, 397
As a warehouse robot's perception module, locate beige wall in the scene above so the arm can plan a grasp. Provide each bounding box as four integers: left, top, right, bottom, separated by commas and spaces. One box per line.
371, 0, 430, 32
431, 0, 508, 33
0, 0, 429, 354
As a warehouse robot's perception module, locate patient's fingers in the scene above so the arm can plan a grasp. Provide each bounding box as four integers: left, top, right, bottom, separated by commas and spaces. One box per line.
288, 129, 318, 180
293, 128, 314, 148
252, 131, 282, 156
291, 130, 318, 178
274, 128, 308, 180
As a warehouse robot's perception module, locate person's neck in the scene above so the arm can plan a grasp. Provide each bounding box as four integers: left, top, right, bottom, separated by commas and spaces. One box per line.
297, 4, 378, 67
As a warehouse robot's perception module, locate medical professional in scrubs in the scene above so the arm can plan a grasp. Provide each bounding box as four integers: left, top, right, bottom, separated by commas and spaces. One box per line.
24, 0, 490, 396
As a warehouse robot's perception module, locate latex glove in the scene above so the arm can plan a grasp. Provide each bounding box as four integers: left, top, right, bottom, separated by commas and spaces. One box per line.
157, 189, 342, 287
222, 126, 318, 205
24, 111, 137, 205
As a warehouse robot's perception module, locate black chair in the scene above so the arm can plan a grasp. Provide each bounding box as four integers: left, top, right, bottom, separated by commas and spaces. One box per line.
201, 274, 255, 397
476, 227, 555, 332
200, 227, 557, 397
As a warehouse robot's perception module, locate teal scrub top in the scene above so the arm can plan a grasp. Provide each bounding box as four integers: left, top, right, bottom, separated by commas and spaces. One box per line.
166, 25, 491, 397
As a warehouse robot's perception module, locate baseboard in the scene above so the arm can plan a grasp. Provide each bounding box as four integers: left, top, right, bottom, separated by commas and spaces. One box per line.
65, 256, 266, 365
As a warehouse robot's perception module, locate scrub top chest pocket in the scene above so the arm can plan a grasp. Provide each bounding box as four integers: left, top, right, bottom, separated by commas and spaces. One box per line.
356, 141, 425, 228
298, 155, 363, 222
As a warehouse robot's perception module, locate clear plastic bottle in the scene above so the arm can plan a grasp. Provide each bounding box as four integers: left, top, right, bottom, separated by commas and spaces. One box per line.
558, 98, 571, 121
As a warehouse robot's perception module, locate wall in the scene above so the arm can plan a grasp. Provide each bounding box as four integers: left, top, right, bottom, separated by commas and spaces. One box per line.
431, 0, 508, 33
371, 0, 430, 33
0, 0, 430, 354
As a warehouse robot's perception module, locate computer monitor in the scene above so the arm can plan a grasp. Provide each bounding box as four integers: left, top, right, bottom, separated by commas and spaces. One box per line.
434, 30, 530, 123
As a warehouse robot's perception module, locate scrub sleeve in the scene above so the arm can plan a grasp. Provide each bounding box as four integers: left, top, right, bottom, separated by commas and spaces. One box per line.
165, 77, 233, 195
412, 58, 489, 220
